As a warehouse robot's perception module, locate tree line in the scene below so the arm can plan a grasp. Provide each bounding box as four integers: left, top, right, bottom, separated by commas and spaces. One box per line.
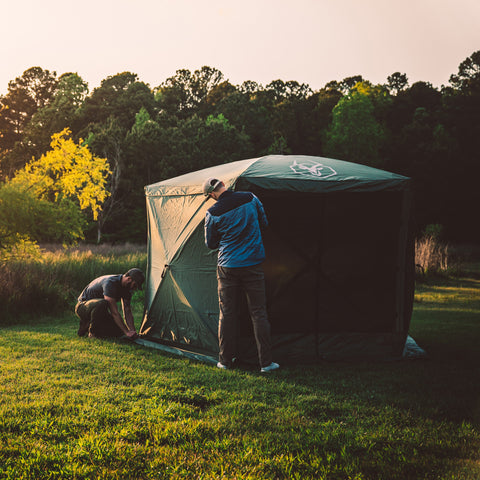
1, 51, 479, 251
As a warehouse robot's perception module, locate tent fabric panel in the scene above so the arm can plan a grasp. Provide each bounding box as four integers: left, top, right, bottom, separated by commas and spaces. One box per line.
148, 194, 208, 262
238, 155, 409, 193
140, 223, 219, 354
140, 269, 219, 353
144, 157, 258, 197
144, 197, 167, 311
144, 192, 214, 312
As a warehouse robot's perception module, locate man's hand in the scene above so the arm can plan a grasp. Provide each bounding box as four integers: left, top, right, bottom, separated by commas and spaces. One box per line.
125, 330, 138, 340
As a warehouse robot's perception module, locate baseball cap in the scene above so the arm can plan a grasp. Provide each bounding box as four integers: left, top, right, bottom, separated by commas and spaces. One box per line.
202, 177, 222, 196
125, 268, 145, 289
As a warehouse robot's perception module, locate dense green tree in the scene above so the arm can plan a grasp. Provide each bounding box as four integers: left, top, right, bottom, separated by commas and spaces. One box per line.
155, 66, 224, 118
263, 79, 311, 103
324, 81, 390, 167
199, 113, 253, 165
205, 81, 237, 110
268, 92, 323, 155
386, 107, 455, 233
72, 73, 156, 241
145, 113, 252, 181
0, 67, 58, 149
83, 117, 128, 242
193, 66, 225, 117
385, 81, 442, 136
125, 108, 164, 186
239, 80, 261, 95
23, 73, 89, 159
323, 77, 363, 95
383, 81, 447, 235
98, 110, 255, 242
154, 69, 193, 117
258, 80, 315, 154
0, 67, 58, 176
120, 108, 167, 241
339, 75, 364, 94
314, 84, 343, 153
76, 72, 155, 136
214, 89, 273, 154
449, 50, 480, 91
220, 79, 320, 156
440, 50, 480, 240
386, 72, 409, 95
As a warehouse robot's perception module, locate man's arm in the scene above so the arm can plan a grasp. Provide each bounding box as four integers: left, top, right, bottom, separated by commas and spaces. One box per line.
205, 212, 220, 249
121, 299, 137, 333
254, 196, 268, 229
104, 296, 133, 336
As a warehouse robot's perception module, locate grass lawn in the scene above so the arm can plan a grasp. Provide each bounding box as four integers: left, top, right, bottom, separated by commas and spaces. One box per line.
0, 273, 479, 479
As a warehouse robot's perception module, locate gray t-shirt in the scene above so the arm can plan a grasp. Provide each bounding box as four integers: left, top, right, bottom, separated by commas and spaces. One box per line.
78, 274, 131, 305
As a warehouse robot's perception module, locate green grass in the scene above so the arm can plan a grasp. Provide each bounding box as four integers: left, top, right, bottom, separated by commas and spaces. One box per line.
0, 254, 479, 479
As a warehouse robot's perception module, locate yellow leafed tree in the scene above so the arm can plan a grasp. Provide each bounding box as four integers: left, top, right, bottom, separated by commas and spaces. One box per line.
12, 128, 111, 221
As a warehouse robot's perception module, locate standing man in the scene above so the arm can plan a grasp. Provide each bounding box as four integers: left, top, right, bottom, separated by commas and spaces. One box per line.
75, 268, 145, 339
203, 177, 279, 373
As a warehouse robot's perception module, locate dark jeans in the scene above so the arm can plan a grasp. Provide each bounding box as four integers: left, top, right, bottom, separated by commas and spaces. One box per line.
217, 264, 272, 368
75, 299, 123, 338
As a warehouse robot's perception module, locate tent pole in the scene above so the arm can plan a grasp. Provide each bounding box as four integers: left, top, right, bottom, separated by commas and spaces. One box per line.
134, 338, 218, 365
395, 188, 412, 333
315, 195, 326, 359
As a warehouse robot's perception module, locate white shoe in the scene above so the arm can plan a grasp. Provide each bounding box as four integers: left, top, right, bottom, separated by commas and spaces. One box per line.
216, 362, 229, 370
260, 362, 280, 373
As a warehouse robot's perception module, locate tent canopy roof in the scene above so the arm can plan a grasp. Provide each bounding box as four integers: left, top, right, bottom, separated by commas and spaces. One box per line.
145, 155, 409, 197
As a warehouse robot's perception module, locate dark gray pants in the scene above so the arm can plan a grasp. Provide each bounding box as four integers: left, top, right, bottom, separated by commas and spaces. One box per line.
217, 264, 272, 368
75, 299, 123, 338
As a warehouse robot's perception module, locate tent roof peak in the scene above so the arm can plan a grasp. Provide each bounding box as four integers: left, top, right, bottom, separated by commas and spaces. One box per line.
145, 155, 409, 198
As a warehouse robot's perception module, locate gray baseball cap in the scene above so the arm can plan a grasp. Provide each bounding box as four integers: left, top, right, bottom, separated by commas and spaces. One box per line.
202, 177, 222, 196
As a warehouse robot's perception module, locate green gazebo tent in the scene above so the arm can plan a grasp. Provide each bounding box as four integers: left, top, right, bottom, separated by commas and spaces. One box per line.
139, 155, 415, 362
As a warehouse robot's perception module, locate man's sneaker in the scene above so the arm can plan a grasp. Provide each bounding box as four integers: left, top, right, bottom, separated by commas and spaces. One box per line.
260, 362, 280, 373
216, 362, 229, 370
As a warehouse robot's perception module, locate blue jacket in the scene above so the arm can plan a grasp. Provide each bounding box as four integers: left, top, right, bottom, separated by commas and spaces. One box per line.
205, 190, 268, 268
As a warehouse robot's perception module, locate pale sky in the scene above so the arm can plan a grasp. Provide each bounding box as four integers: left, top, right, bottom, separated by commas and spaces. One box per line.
1, 0, 480, 95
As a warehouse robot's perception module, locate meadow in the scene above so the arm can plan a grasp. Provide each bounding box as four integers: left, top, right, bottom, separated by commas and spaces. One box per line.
0, 245, 479, 479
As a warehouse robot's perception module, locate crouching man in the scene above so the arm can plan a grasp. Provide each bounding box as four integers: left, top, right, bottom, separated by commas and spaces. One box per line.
75, 268, 145, 339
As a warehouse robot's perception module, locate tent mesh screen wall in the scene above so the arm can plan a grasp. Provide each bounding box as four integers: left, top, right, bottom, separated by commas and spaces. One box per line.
232, 188, 414, 362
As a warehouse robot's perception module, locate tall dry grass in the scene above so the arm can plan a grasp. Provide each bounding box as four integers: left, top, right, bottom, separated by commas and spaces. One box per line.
0, 243, 147, 323
415, 235, 449, 276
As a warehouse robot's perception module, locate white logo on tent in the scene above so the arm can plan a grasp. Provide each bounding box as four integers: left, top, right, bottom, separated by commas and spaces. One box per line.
290, 159, 337, 179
